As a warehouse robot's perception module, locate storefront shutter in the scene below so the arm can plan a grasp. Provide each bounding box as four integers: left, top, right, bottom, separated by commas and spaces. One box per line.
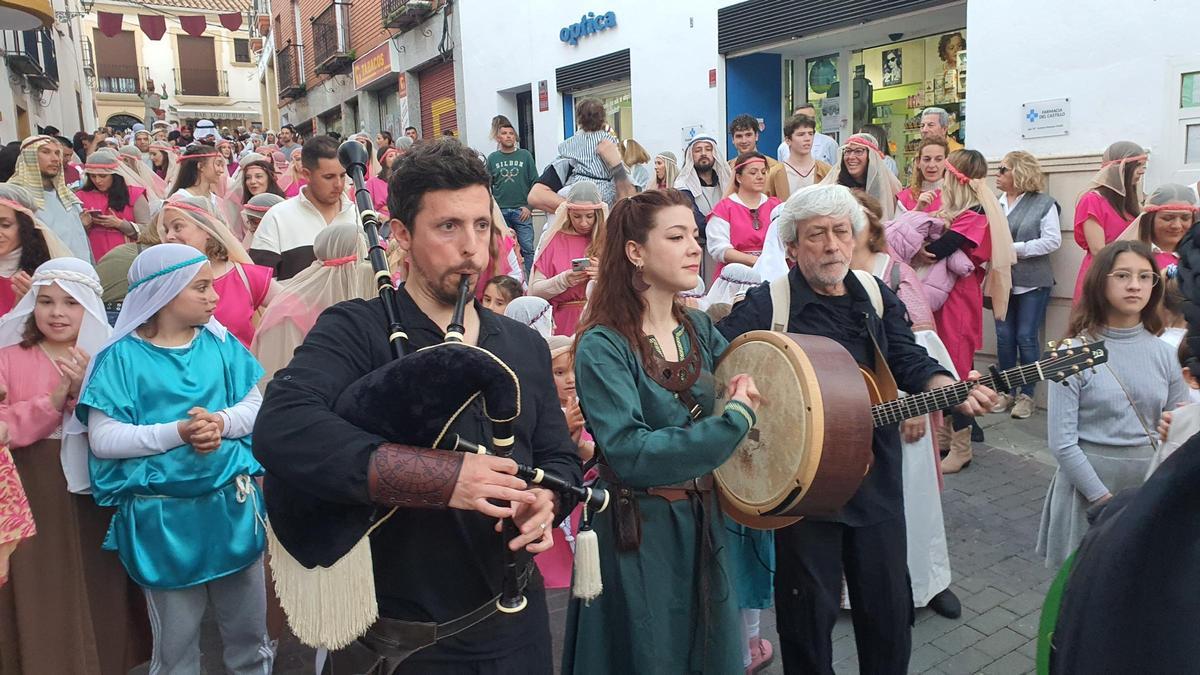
718, 0, 956, 54
177, 36, 219, 96
555, 49, 630, 93
418, 59, 457, 139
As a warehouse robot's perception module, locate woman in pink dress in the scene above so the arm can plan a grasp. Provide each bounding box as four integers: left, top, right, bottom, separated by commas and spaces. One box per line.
349, 133, 390, 217
0, 185, 71, 317
157, 197, 279, 346
920, 150, 1016, 472
282, 147, 307, 198
897, 138, 947, 213
1123, 183, 1197, 270
706, 151, 782, 277
0, 257, 150, 674
528, 182, 607, 336
1073, 141, 1146, 300
76, 149, 149, 261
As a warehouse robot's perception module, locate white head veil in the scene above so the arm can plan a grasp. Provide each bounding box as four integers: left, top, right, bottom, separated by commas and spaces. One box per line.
505, 296, 553, 338
674, 135, 732, 213
533, 182, 608, 269
251, 225, 372, 381
0, 257, 110, 493
820, 133, 902, 220
705, 262, 761, 307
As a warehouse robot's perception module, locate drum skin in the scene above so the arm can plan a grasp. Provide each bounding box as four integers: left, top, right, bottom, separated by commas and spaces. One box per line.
714, 331, 874, 528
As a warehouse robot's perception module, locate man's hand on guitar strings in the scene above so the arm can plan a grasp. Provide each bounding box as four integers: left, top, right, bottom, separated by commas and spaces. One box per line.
955, 370, 998, 417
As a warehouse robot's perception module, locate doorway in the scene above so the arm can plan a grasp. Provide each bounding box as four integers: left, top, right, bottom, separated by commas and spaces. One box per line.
515, 89, 535, 163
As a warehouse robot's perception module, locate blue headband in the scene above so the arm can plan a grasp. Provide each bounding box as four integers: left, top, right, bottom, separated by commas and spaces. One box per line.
127, 254, 207, 292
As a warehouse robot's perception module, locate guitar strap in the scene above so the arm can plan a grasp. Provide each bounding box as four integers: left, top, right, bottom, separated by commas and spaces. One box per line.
768, 270, 898, 398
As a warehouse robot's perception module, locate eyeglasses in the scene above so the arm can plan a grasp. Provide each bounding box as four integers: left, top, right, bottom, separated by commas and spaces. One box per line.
1106, 271, 1160, 286
749, 208, 761, 230
997, 166, 1010, 175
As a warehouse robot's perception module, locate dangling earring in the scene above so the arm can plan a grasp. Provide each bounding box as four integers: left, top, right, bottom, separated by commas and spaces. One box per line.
632, 263, 650, 292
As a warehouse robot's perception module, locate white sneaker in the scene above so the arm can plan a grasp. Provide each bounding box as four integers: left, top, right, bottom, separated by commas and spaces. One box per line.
991, 392, 1013, 414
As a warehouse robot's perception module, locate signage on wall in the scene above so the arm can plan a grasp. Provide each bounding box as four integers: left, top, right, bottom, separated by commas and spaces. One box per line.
1022, 98, 1070, 138
708, 69, 716, 88
398, 73, 407, 98
681, 124, 704, 147
560, 11, 617, 46
538, 80, 549, 112
353, 43, 394, 90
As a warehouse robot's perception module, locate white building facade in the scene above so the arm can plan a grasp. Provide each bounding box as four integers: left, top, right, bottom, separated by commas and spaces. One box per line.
1, 0, 96, 141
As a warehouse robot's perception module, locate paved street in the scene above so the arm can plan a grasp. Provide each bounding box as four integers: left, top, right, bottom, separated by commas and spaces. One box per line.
188, 411, 1058, 675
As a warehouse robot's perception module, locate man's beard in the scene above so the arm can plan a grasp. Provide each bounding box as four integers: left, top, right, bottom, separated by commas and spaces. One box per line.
413, 258, 478, 307
694, 158, 714, 172
800, 258, 849, 289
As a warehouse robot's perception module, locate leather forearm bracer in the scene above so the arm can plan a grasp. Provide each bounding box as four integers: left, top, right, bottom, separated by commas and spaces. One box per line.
367, 443, 464, 509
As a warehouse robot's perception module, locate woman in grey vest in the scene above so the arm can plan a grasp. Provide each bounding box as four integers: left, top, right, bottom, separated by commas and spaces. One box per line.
993, 151, 1061, 418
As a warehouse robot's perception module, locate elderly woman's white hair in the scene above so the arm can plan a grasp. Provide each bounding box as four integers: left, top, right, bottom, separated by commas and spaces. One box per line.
775, 184, 867, 247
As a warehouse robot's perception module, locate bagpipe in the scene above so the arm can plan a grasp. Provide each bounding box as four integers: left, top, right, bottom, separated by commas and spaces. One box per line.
266, 141, 607, 651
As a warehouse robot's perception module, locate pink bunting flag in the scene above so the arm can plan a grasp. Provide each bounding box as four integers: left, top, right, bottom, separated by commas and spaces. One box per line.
179, 15, 207, 37
96, 11, 123, 38
138, 14, 167, 41
219, 13, 243, 31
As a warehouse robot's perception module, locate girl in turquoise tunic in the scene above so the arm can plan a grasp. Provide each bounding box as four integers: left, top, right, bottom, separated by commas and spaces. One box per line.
74, 243, 273, 674
563, 188, 763, 674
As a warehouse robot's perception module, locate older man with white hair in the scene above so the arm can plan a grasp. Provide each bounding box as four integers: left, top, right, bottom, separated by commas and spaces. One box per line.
919, 106, 963, 152
718, 184, 995, 674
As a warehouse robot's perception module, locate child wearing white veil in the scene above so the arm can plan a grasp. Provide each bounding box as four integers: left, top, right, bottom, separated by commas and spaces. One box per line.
505, 295, 554, 338
0, 257, 150, 674
75, 243, 272, 675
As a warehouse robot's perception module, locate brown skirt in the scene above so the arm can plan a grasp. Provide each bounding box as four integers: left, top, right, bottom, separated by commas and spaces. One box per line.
0, 439, 151, 675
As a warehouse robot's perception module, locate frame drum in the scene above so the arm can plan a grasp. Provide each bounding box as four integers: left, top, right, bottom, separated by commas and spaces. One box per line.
713, 331, 873, 529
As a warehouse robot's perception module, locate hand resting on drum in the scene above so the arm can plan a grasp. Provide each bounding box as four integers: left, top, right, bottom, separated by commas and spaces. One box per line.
926, 370, 997, 417
725, 373, 763, 414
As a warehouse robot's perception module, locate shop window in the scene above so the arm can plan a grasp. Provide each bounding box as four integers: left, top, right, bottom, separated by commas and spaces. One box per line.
804, 54, 839, 140
1186, 124, 1200, 164
1182, 72, 1200, 109
571, 80, 632, 141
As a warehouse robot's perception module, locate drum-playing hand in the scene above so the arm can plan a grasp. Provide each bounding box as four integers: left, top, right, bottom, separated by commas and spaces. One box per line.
450, 453, 536, 519
954, 370, 998, 417
727, 374, 762, 414
900, 417, 926, 443
499, 487, 557, 553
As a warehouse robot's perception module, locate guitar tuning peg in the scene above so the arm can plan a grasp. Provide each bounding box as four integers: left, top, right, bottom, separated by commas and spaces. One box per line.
1047, 340, 1057, 349
1072, 365, 1079, 372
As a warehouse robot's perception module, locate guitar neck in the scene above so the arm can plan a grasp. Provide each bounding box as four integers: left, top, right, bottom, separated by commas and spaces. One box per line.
872, 367, 1024, 428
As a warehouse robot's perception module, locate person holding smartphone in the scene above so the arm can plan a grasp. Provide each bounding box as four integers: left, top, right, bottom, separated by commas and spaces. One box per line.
76, 150, 148, 261
528, 182, 607, 336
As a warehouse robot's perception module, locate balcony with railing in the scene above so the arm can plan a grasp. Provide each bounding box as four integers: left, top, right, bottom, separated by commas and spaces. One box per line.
382, 0, 440, 31
276, 43, 305, 100
311, 1, 352, 75
0, 28, 58, 90
174, 67, 228, 97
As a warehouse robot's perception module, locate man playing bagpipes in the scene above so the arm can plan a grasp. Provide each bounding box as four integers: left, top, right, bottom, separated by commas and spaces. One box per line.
253, 139, 583, 674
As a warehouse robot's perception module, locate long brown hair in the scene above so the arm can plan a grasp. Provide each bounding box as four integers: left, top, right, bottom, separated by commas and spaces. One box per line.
574, 189, 693, 364
239, 159, 285, 203
1067, 240, 1163, 338
854, 192, 888, 253
907, 137, 948, 201
1096, 162, 1143, 220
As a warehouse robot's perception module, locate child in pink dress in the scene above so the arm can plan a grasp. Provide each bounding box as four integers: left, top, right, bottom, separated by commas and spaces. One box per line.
528, 183, 607, 335
1073, 142, 1147, 300
706, 152, 782, 278
533, 335, 594, 589
0, 419, 35, 588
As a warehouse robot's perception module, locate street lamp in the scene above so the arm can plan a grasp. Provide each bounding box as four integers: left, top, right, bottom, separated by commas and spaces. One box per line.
54, 0, 95, 22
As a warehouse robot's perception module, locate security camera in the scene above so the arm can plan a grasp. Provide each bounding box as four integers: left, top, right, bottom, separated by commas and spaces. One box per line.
888, 32, 904, 42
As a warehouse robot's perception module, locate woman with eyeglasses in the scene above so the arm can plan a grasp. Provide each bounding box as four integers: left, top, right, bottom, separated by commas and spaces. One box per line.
1037, 240, 1187, 569
820, 132, 901, 220
1123, 184, 1199, 270
706, 151, 781, 278
991, 151, 1061, 419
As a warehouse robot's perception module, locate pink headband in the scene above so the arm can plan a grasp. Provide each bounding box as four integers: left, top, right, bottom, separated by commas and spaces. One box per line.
733, 157, 767, 172
1145, 202, 1200, 213
0, 198, 33, 217
943, 161, 971, 185
242, 203, 273, 214
845, 136, 882, 156
322, 254, 358, 267
180, 152, 219, 161
83, 161, 119, 171
165, 200, 218, 221
1101, 154, 1147, 168
567, 202, 604, 211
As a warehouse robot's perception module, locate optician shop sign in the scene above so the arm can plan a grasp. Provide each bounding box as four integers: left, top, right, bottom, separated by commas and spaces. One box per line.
560, 11, 617, 46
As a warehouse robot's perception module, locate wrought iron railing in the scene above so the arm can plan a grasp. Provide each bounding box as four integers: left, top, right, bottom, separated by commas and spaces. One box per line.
0, 28, 58, 90
382, 0, 439, 31
311, 1, 351, 74
174, 67, 228, 97
276, 43, 305, 99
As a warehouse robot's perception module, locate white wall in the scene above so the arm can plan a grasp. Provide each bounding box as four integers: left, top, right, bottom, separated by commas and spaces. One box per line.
967, 0, 1199, 186
1, 5, 96, 141
457, 1, 735, 164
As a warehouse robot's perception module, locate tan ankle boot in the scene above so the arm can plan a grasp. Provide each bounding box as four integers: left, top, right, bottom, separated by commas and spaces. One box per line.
936, 419, 952, 458
941, 427, 973, 474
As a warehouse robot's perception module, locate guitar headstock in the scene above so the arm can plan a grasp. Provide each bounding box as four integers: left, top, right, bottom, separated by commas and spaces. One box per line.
1041, 340, 1108, 382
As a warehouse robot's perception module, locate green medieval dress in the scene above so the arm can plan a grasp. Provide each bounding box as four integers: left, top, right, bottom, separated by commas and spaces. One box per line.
562, 309, 755, 674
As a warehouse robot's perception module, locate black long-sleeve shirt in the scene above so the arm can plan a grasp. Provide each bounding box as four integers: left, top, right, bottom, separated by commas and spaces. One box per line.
716, 267, 950, 526
253, 289, 582, 660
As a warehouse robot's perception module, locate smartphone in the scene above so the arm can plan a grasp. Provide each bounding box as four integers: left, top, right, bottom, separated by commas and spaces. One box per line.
83, 209, 103, 216
571, 258, 590, 272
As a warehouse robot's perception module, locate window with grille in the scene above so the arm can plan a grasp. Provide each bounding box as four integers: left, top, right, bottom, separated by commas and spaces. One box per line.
234, 38, 251, 64
93, 29, 139, 94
